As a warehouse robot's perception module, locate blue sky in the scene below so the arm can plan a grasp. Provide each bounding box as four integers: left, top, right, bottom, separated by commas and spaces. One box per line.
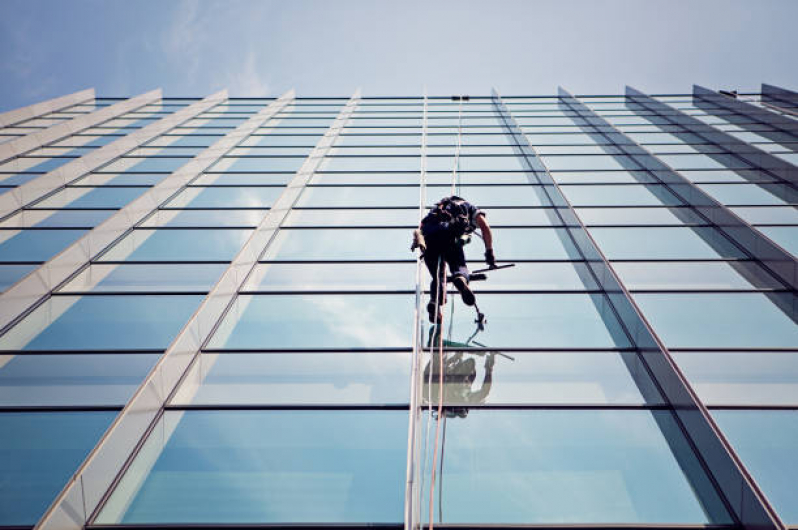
1, 0, 797, 110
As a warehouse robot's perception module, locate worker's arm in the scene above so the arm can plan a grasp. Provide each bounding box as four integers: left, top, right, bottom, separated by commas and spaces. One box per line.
475, 214, 495, 267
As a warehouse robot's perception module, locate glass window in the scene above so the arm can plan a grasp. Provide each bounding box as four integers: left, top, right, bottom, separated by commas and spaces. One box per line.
245, 263, 415, 291
576, 207, 702, 225
560, 184, 682, 207
0, 229, 86, 262
164, 187, 283, 208
99, 229, 252, 262
673, 352, 798, 406
433, 185, 548, 207
0, 412, 116, 526
588, 227, 743, 259
656, 153, 747, 170
34, 187, 148, 209
698, 184, 788, 206
757, 226, 798, 256
420, 409, 729, 525
633, 293, 798, 349
0, 209, 113, 228
541, 155, 642, 171
59, 264, 227, 293
262, 228, 409, 261
551, 170, 648, 184
427, 293, 628, 349
96, 410, 406, 524
712, 410, 798, 524
463, 228, 579, 261
210, 157, 306, 172
173, 352, 410, 405
0, 295, 204, 351
195, 172, 294, 185
613, 261, 780, 290
284, 208, 416, 227
99, 157, 191, 173
421, 351, 657, 406
731, 206, 798, 225
318, 156, 419, 172
141, 209, 267, 228
677, 169, 751, 183
297, 186, 418, 207
0, 353, 160, 406
208, 294, 414, 349
0, 264, 36, 291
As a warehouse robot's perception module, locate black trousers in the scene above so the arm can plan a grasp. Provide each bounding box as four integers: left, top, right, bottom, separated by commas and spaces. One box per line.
422, 227, 469, 307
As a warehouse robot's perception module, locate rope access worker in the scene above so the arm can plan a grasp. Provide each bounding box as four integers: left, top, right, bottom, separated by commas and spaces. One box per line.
411, 195, 495, 323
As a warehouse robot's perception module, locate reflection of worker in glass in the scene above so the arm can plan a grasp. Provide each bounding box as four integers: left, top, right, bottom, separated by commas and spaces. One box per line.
423, 350, 495, 418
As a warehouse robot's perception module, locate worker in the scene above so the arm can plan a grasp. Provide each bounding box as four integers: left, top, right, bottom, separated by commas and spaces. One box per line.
411, 195, 495, 323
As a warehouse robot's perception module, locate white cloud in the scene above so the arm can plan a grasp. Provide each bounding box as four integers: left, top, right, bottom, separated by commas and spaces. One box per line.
226, 50, 271, 97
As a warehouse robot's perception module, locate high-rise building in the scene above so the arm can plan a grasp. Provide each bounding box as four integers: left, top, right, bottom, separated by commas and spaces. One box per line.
0, 85, 796, 530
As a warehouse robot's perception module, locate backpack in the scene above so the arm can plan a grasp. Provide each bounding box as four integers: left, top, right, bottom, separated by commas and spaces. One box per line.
421, 196, 474, 237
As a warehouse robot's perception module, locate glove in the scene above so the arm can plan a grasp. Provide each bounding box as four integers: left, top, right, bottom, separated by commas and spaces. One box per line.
411, 229, 426, 254
484, 248, 496, 269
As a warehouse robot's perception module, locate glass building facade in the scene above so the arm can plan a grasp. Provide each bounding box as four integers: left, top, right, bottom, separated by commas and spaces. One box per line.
0, 84, 796, 530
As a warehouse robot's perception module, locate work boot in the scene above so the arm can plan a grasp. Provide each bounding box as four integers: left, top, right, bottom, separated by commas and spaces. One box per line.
452, 275, 475, 306
427, 302, 442, 323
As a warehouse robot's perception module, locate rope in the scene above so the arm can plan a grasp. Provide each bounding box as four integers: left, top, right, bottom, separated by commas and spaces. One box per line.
428, 96, 465, 530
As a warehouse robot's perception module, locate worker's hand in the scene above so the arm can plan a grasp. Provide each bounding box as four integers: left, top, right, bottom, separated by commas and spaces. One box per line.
411, 229, 426, 254
484, 248, 496, 269
485, 352, 496, 370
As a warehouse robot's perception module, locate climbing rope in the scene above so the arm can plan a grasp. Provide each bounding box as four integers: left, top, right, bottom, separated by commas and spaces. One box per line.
427, 96, 465, 530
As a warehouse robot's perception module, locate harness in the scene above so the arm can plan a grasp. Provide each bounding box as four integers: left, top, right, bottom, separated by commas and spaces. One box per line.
421, 195, 475, 240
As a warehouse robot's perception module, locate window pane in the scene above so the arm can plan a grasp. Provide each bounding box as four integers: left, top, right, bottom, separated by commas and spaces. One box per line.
589, 227, 743, 259
0, 295, 204, 351
141, 209, 266, 228
422, 351, 657, 406
0, 411, 116, 525
0, 229, 86, 262
0, 264, 36, 290
0, 353, 159, 406
245, 263, 415, 291
673, 352, 798, 406
165, 187, 283, 208
420, 409, 729, 524
561, 185, 681, 207
757, 226, 798, 256
59, 264, 227, 292
97, 410, 406, 524
208, 294, 414, 349
99, 229, 252, 262
698, 184, 788, 206
613, 261, 780, 290
174, 352, 410, 405
34, 187, 148, 209
633, 293, 798, 348
576, 207, 703, 226
712, 410, 798, 524
284, 208, 416, 227
731, 206, 798, 225
297, 186, 418, 207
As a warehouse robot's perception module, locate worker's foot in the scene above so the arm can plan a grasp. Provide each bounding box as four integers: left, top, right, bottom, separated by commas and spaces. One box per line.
452, 275, 475, 306
427, 302, 443, 323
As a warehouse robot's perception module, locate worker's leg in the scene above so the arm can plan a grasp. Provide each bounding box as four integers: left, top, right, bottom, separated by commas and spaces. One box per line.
445, 241, 475, 306
424, 244, 446, 322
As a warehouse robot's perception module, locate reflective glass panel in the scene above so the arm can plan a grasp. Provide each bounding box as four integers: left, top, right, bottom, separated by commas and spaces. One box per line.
141, 209, 267, 227
613, 261, 780, 290
560, 185, 681, 207
0, 229, 86, 262
284, 208, 416, 227
99, 229, 252, 262
209, 294, 414, 349
59, 264, 227, 292
420, 409, 729, 524
245, 263, 415, 291
174, 352, 410, 405
576, 207, 702, 225
712, 410, 798, 524
297, 186, 419, 207
698, 184, 788, 206
0, 354, 159, 406
0, 264, 36, 290
34, 187, 148, 209
0, 411, 115, 526
164, 187, 283, 208
97, 410, 406, 524
673, 352, 798, 406
758, 226, 798, 256
422, 351, 657, 406
0, 295, 204, 351
589, 227, 743, 259
731, 206, 798, 225
633, 293, 798, 348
